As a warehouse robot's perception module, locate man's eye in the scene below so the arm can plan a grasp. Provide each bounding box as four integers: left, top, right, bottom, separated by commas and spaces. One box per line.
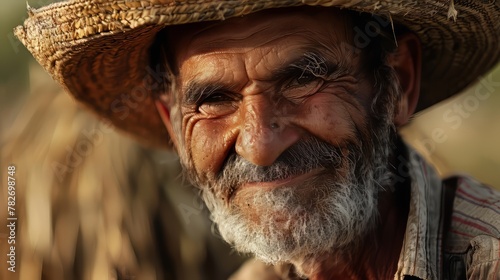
282, 72, 324, 103
285, 71, 324, 89
198, 93, 238, 116
201, 93, 233, 104
295, 72, 317, 85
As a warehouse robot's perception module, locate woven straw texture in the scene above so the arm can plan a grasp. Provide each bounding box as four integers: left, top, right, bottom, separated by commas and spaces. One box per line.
14, 0, 500, 148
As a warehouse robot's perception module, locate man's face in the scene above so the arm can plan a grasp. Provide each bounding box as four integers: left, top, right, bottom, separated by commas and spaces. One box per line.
164, 8, 399, 263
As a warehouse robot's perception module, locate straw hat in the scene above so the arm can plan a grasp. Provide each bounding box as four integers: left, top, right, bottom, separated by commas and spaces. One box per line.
15, 0, 499, 148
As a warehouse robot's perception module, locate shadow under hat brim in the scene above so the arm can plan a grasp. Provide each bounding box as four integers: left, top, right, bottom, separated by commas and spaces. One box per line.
14, 0, 500, 149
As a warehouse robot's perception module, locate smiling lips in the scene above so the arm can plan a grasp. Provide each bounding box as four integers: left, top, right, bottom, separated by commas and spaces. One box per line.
240, 167, 324, 190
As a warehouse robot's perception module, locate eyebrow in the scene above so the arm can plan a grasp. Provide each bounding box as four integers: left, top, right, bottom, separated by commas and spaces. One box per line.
183, 83, 224, 105
272, 51, 344, 82
181, 51, 349, 106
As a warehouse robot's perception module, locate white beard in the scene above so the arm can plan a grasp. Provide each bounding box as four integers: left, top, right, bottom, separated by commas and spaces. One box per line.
200, 141, 392, 264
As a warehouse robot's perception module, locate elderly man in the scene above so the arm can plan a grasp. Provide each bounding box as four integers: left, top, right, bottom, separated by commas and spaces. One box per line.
16, 0, 499, 279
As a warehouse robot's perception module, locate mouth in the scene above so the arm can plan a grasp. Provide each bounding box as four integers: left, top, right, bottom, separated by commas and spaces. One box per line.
217, 138, 346, 203
238, 167, 324, 191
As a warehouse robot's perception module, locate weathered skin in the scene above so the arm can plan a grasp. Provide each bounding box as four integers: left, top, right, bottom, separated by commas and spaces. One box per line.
157, 7, 421, 279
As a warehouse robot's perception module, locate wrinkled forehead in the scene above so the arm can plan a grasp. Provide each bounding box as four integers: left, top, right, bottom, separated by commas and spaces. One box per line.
167, 7, 354, 66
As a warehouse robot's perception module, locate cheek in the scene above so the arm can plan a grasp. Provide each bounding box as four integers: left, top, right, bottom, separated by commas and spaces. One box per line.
188, 118, 236, 179
296, 93, 368, 144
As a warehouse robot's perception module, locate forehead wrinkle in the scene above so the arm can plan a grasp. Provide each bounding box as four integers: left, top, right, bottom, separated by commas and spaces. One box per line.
241, 30, 355, 82
180, 11, 351, 60
187, 29, 329, 62
174, 9, 361, 104
171, 7, 355, 67
188, 25, 272, 55
182, 44, 353, 101
182, 44, 320, 92
242, 29, 353, 77
185, 53, 246, 78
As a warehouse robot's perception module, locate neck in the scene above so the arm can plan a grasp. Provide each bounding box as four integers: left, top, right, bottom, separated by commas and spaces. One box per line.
290, 182, 410, 280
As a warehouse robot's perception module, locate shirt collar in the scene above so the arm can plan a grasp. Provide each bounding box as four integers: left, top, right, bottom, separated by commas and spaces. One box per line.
394, 144, 445, 280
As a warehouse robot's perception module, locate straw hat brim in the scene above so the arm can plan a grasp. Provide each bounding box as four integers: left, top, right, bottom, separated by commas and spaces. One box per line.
15, 0, 500, 148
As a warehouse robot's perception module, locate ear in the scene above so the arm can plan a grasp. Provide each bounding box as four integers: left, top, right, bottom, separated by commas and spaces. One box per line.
155, 100, 180, 150
387, 32, 422, 126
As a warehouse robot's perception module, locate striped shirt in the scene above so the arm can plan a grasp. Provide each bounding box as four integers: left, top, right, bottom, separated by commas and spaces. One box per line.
395, 147, 500, 280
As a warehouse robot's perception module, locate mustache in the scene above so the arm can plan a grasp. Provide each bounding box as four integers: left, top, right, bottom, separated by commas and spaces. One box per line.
216, 137, 348, 187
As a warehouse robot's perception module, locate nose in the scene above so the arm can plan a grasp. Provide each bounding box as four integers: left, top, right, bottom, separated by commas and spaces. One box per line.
235, 96, 300, 166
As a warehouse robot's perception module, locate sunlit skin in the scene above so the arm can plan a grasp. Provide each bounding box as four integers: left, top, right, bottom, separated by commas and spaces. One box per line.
170, 10, 371, 183
156, 7, 421, 280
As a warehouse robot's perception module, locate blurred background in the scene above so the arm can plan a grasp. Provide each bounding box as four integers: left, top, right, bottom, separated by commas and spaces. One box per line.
1, 0, 499, 279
